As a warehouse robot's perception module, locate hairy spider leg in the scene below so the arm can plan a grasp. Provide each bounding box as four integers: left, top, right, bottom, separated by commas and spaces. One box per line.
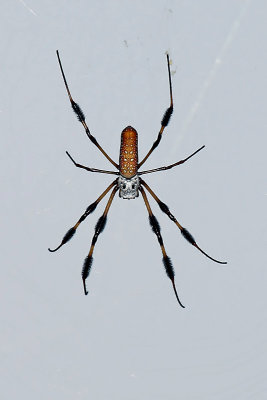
139, 145, 205, 175
139, 186, 185, 308
141, 179, 227, 264
48, 180, 117, 252
138, 53, 173, 168
82, 185, 118, 295
56, 50, 119, 169
66, 151, 119, 175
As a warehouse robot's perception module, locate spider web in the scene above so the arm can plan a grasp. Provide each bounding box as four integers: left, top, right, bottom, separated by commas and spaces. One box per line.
170, 0, 251, 158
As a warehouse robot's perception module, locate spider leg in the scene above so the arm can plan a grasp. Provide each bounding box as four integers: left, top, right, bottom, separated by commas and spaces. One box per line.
139, 145, 205, 175
48, 180, 117, 252
82, 185, 118, 295
66, 151, 119, 175
139, 186, 185, 308
141, 179, 227, 264
138, 54, 173, 168
56, 50, 119, 169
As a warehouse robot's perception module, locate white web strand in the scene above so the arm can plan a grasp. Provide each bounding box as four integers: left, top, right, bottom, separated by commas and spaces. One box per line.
18, 0, 37, 16
170, 0, 251, 158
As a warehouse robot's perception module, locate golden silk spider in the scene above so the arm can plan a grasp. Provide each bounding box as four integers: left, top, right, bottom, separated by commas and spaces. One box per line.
49, 51, 227, 308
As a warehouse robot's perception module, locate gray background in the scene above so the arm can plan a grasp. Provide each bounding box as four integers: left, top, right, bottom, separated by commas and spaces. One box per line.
1, 0, 267, 398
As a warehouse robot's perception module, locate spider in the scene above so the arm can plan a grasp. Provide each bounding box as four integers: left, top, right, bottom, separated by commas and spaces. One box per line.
49, 51, 227, 308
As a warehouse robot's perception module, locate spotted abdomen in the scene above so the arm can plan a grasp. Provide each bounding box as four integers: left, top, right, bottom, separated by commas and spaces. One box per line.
119, 126, 138, 178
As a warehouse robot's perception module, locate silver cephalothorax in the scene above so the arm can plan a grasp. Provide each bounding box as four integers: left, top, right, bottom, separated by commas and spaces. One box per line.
118, 175, 140, 199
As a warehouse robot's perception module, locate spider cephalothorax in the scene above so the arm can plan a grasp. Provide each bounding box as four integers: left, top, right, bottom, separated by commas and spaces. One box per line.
49, 51, 227, 308
118, 174, 140, 199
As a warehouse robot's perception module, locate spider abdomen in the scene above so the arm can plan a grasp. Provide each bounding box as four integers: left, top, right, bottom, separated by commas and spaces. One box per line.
119, 126, 138, 178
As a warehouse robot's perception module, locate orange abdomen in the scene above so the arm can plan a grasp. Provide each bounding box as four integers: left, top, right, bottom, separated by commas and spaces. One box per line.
119, 126, 138, 178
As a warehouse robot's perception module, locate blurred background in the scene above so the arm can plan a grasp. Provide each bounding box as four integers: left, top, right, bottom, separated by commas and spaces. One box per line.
1, 0, 266, 398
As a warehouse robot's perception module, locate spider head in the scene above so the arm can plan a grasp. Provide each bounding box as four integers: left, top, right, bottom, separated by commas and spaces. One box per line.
118, 175, 140, 199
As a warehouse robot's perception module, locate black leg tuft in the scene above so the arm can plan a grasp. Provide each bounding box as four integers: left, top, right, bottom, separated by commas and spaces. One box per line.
95, 215, 107, 234
71, 101, 85, 122
82, 255, 93, 280
161, 105, 173, 127
89, 135, 98, 146
48, 227, 76, 252
181, 227, 196, 245
149, 214, 161, 234
162, 255, 175, 280
62, 227, 76, 243
82, 255, 93, 295
85, 202, 98, 215
158, 201, 170, 214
